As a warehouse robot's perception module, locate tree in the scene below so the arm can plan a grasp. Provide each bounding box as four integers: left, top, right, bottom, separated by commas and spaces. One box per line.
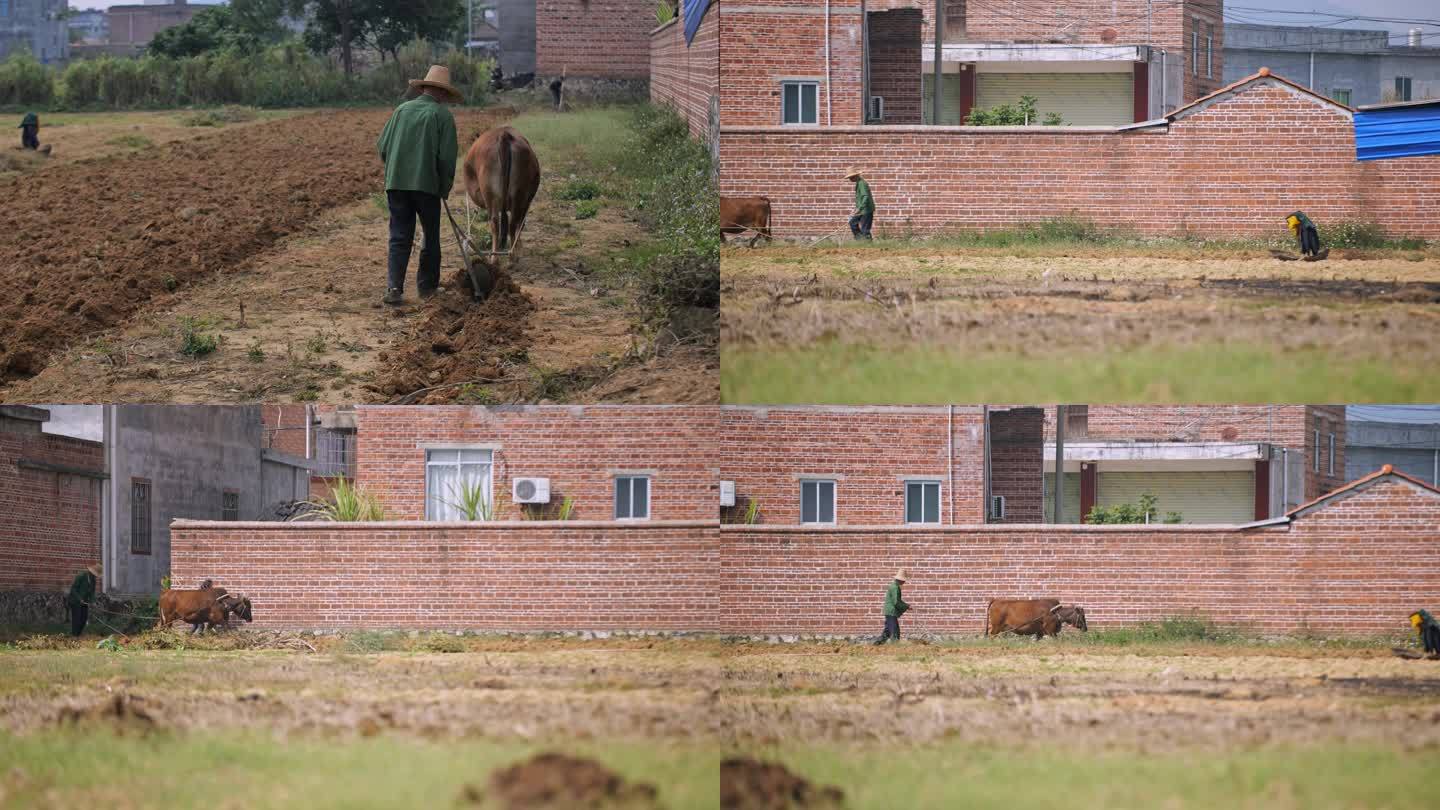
293, 0, 365, 76
147, 1, 290, 58
364, 0, 465, 64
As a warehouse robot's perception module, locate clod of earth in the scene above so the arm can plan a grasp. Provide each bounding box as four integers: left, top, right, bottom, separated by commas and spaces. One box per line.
55, 693, 161, 733
720, 757, 846, 810
460, 751, 664, 809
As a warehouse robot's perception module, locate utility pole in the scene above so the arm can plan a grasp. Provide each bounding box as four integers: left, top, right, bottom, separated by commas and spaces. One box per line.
1053, 405, 1067, 524
468, 0, 474, 57
932, 0, 944, 125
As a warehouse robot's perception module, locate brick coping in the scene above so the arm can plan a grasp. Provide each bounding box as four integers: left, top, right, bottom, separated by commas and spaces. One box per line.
722, 522, 1289, 533
720, 124, 1163, 135
173, 519, 718, 530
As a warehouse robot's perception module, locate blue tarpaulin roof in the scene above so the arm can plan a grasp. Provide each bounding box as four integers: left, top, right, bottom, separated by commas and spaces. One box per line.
1354, 99, 1440, 161
683, 0, 712, 45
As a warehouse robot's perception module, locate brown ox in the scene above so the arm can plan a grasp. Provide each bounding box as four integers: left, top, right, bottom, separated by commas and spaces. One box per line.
720, 196, 773, 247
463, 126, 541, 255
158, 582, 252, 634
984, 598, 1088, 638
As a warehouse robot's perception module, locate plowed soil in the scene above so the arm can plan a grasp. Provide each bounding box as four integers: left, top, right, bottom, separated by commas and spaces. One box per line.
0, 110, 384, 381
472, 751, 665, 809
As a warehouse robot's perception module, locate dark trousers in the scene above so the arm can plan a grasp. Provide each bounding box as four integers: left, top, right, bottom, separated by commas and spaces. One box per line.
387, 189, 442, 293
876, 614, 900, 644
69, 603, 88, 637
21, 125, 38, 150
1299, 224, 1320, 256
1423, 623, 1440, 655
849, 212, 873, 240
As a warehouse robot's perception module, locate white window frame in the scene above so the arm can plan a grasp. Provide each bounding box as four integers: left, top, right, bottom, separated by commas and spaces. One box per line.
614, 475, 651, 521
781, 80, 820, 126
1328, 433, 1336, 475
903, 479, 942, 525
800, 478, 837, 525
424, 448, 494, 521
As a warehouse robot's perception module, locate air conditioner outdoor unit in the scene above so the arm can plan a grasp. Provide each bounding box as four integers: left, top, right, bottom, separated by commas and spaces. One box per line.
719, 480, 736, 507
512, 477, 551, 504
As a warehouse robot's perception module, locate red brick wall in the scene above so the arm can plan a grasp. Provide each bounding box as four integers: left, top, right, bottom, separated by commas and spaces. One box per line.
0, 421, 104, 590
720, 78, 1440, 239
720, 406, 986, 525
260, 404, 309, 458
1043, 405, 1345, 500
537, 0, 655, 79
650, 3, 718, 140
720, 477, 1440, 636
355, 406, 718, 521
170, 520, 718, 631
867, 9, 923, 124
720, 1, 866, 127
988, 407, 1043, 523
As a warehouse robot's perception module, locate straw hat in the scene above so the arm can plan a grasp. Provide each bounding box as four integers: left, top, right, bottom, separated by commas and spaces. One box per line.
87, 563, 101, 577
893, 568, 908, 582
844, 167, 865, 180
406, 65, 463, 103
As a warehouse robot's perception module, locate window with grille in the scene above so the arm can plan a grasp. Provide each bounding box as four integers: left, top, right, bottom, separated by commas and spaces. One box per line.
905, 481, 941, 524
316, 427, 357, 478
1192, 25, 1199, 76
1331, 88, 1352, 106
800, 479, 835, 524
1314, 428, 1321, 472
1328, 433, 1336, 475
991, 495, 1006, 520
222, 491, 239, 521
615, 476, 651, 520
131, 479, 151, 555
1206, 24, 1214, 78
425, 449, 493, 521
1065, 405, 1089, 439
1395, 77, 1413, 102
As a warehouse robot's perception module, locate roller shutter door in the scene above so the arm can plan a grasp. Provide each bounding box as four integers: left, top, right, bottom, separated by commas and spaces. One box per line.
1095, 471, 1254, 525
922, 73, 963, 125
976, 73, 1133, 126
1042, 472, 1081, 523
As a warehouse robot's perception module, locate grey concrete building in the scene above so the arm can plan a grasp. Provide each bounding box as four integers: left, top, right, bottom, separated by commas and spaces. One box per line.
0, 0, 70, 64
102, 406, 311, 596
66, 7, 105, 43
1346, 419, 1440, 487
1225, 23, 1440, 107
498, 0, 535, 77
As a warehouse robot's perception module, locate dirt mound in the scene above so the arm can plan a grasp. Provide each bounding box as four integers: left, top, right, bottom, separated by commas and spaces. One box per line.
720, 757, 845, 810
371, 267, 536, 403
0, 109, 388, 382
55, 693, 161, 733
460, 751, 663, 809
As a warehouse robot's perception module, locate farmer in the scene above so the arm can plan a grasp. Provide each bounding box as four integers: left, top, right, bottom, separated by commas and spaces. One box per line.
1286, 210, 1323, 258
18, 111, 39, 150
846, 167, 874, 240
549, 76, 564, 111
377, 64, 461, 306
1412, 609, 1440, 657
873, 568, 912, 645
65, 563, 100, 637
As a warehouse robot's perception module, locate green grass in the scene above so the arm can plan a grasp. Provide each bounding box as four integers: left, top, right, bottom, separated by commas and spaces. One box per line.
0, 730, 719, 810
721, 344, 1440, 403
740, 742, 1438, 809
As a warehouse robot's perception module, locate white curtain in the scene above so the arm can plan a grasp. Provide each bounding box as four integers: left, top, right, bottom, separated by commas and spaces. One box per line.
425, 449, 493, 520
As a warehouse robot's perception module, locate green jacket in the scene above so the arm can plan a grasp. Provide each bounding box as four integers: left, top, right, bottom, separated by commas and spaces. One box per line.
377, 95, 458, 198
854, 179, 874, 215
66, 571, 96, 609
18, 112, 37, 129
883, 581, 909, 617
1417, 609, 1439, 634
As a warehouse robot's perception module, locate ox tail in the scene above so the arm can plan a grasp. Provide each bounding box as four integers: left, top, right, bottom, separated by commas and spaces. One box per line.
498, 129, 513, 251
983, 599, 995, 636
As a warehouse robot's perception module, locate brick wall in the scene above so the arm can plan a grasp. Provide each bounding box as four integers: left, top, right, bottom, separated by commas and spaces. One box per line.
720, 406, 986, 525
721, 1, 866, 127
720, 476, 1440, 636
260, 404, 309, 458
988, 407, 1043, 523
1306, 405, 1347, 500
355, 406, 718, 521
720, 77, 1440, 239
868, 9, 923, 124
0, 416, 104, 590
171, 520, 718, 631
650, 3, 718, 141
536, 0, 655, 79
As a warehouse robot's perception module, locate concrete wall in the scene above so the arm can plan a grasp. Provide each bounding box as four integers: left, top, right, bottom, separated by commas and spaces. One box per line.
107, 405, 268, 596
499, 0, 537, 75
719, 76, 1440, 240
1380, 53, 1440, 102
650, 0, 718, 143
1347, 421, 1440, 486
260, 452, 312, 520
1224, 24, 1440, 106
0, 0, 69, 64
170, 520, 719, 631
0, 407, 104, 591
720, 476, 1440, 636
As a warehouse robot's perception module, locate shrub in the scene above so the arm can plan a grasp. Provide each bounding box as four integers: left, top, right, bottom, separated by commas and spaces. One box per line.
965, 94, 1057, 126
0, 51, 54, 107
1085, 493, 1183, 524
302, 477, 386, 521
177, 316, 220, 357
555, 178, 603, 201
574, 199, 600, 219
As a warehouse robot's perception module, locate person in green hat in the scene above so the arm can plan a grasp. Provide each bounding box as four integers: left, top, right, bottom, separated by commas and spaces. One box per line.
18, 112, 39, 150
377, 64, 461, 306
65, 563, 100, 637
